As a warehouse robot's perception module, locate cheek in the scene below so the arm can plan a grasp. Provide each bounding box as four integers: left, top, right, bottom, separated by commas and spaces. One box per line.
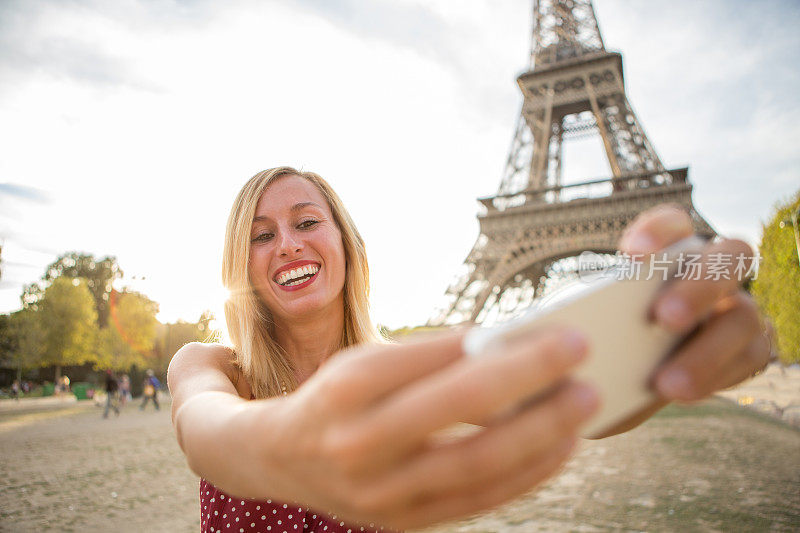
248, 248, 272, 285
321, 235, 347, 286
333, 238, 347, 279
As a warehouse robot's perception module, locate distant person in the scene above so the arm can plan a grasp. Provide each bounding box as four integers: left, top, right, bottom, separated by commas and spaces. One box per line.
119, 374, 131, 407
59, 375, 70, 400
140, 369, 161, 411
11, 380, 20, 401
103, 370, 120, 418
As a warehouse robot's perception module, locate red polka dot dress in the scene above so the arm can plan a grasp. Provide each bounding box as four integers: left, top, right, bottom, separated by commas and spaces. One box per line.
199, 479, 397, 533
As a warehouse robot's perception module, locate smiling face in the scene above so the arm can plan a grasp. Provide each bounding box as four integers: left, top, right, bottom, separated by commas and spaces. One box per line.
248, 175, 347, 324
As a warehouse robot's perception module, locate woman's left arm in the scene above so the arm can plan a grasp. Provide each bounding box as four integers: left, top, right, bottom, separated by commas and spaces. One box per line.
595, 204, 772, 437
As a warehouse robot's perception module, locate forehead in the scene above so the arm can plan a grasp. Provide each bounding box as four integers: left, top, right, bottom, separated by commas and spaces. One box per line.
254, 175, 331, 217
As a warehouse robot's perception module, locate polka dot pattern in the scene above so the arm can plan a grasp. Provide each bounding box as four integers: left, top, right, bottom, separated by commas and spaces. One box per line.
200, 479, 396, 533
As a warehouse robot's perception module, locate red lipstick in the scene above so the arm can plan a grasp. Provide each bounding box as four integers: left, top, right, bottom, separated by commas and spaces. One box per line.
273, 260, 321, 292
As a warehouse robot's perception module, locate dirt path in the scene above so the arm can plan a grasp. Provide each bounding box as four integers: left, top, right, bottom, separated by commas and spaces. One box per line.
421, 400, 799, 532
1, 397, 798, 532
0, 400, 198, 532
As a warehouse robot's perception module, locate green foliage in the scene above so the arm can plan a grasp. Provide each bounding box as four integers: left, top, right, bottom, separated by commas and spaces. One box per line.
95, 290, 160, 370
23, 252, 122, 327
1, 308, 45, 373
110, 290, 159, 354
21, 281, 43, 310
38, 277, 98, 368
152, 311, 217, 373
0, 314, 11, 360
752, 190, 800, 364
8, 249, 217, 375
95, 326, 141, 371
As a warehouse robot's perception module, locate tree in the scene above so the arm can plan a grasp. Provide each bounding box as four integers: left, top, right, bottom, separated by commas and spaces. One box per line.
21, 281, 43, 310
0, 314, 10, 363
0, 309, 45, 381
95, 327, 141, 371
153, 311, 217, 374
38, 277, 98, 382
752, 190, 800, 364
110, 290, 158, 353
23, 252, 122, 327
96, 290, 159, 370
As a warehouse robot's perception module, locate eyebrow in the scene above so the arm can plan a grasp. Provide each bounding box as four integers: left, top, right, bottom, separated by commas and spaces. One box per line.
253, 202, 323, 222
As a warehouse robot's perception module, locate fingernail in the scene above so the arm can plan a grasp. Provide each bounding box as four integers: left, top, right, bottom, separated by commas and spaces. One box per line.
573, 384, 600, 414
562, 330, 589, 360
623, 233, 657, 254
658, 369, 690, 398
656, 295, 691, 331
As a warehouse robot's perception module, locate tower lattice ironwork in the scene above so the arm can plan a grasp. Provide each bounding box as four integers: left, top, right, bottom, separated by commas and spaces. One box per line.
430, 0, 714, 326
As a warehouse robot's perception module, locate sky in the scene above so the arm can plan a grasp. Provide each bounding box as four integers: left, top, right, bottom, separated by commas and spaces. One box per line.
1, 0, 799, 333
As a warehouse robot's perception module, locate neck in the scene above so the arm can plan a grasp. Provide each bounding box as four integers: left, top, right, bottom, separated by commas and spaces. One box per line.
272, 295, 345, 384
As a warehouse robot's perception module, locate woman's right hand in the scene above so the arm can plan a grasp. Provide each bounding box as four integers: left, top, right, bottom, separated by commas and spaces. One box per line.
240, 327, 599, 530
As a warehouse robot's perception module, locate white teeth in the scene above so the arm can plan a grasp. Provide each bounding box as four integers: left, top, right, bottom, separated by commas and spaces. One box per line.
276, 264, 319, 286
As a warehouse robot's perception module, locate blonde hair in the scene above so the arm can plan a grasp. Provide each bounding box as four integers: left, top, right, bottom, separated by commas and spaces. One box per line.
222, 167, 381, 398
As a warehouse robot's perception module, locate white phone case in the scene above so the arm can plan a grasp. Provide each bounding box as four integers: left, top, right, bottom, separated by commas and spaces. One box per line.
463, 236, 706, 438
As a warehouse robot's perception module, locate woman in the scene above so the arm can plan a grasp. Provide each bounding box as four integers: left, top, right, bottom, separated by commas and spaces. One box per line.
168, 167, 770, 532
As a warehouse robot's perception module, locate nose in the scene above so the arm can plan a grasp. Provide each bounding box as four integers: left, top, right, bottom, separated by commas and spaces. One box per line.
278, 230, 303, 257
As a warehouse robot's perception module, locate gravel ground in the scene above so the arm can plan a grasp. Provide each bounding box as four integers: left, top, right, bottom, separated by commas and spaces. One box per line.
1, 393, 798, 532
421, 399, 799, 532
0, 398, 197, 532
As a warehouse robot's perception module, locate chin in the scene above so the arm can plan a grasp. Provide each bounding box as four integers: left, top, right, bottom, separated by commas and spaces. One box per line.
279, 294, 339, 319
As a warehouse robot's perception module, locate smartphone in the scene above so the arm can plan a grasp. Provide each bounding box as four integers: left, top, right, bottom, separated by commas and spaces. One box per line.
463, 236, 707, 438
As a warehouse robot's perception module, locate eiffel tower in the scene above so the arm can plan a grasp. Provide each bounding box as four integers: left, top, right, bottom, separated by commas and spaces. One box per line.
430, 0, 714, 326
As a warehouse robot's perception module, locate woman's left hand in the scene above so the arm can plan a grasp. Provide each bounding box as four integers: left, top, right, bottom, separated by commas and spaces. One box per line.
619, 205, 773, 404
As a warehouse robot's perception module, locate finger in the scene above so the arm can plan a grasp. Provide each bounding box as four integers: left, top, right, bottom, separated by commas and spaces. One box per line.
316, 329, 467, 409
619, 204, 694, 254
712, 324, 772, 392
653, 293, 760, 401
391, 437, 578, 530
327, 328, 588, 475
365, 381, 599, 508
653, 240, 754, 333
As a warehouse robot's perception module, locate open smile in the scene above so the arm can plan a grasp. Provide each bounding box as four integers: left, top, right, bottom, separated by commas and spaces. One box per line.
273, 261, 321, 292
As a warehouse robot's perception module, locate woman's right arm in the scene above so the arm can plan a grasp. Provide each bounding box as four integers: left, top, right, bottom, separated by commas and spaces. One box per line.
167, 343, 288, 498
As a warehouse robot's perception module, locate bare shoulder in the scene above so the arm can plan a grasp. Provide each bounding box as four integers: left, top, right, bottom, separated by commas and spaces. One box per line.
169, 342, 237, 376
168, 342, 243, 395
